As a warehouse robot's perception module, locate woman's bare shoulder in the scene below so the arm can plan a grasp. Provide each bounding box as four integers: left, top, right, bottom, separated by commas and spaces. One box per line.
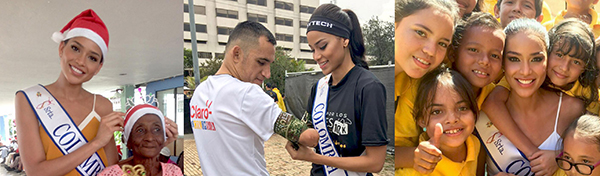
94, 95, 114, 116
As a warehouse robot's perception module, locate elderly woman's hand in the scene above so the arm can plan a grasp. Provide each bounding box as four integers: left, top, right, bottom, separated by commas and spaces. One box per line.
164, 117, 178, 145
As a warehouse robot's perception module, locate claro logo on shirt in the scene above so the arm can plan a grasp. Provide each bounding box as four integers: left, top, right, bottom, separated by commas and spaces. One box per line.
191, 100, 216, 131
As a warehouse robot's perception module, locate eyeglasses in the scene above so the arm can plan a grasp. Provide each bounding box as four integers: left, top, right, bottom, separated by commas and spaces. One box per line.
556, 152, 600, 175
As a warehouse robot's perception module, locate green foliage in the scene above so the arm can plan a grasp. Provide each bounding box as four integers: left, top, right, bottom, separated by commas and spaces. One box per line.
266, 47, 311, 94
184, 47, 307, 95
198, 55, 223, 79
184, 52, 223, 90
362, 16, 394, 65
184, 48, 194, 69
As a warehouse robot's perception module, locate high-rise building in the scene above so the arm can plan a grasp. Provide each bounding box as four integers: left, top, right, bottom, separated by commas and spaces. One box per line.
184, 0, 320, 69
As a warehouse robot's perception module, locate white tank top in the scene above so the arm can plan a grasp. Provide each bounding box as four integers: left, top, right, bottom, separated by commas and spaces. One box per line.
476, 93, 563, 176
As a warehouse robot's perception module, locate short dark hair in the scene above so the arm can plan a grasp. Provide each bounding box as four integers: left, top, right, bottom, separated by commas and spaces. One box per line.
495, 0, 543, 18
225, 21, 276, 55
265, 83, 274, 88
449, 12, 503, 64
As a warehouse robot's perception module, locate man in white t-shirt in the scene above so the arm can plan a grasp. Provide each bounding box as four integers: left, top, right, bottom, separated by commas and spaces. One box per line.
190, 21, 319, 176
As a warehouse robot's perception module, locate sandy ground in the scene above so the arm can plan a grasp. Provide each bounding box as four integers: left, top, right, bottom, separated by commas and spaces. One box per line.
184, 134, 394, 176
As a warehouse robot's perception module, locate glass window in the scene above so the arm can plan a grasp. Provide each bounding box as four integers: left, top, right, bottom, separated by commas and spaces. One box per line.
196, 5, 206, 15
275, 17, 293, 27
300, 5, 315, 14
275, 1, 293, 10
217, 27, 229, 35
216, 8, 238, 19
216, 9, 228, 18
300, 21, 307, 28
198, 52, 212, 58
196, 24, 207, 33
184, 23, 190, 32
300, 36, 308, 43
275, 1, 284, 9
303, 58, 316, 64
248, 13, 267, 23
184, 4, 206, 15
248, 0, 266, 6
228, 10, 238, 19
276, 33, 293, 42
184, 23, 207, 33
258, 0, 266, 6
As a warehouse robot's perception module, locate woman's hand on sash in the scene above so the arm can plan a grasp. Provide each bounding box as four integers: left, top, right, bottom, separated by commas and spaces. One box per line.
529, 150, 559, 176
164, 117, 178, 145
413, 123, 443, 174
93, 111, 125, 147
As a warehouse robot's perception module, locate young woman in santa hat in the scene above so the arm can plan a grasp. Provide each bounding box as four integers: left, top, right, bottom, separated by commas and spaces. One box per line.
14, 9, 177, 176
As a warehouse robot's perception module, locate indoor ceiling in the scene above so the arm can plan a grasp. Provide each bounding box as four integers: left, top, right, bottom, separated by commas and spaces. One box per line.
0, 0, 184, 112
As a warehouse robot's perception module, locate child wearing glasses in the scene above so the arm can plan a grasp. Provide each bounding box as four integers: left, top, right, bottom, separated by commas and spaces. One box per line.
558, 114, 600, 176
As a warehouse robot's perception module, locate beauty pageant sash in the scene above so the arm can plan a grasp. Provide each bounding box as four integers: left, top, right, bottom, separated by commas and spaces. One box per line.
312, 74, 366, 176
21, 84, 105, 176
475, 111, 533, 176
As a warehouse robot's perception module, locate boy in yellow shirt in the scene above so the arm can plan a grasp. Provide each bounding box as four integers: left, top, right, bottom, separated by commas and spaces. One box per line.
485, 0, 552, 24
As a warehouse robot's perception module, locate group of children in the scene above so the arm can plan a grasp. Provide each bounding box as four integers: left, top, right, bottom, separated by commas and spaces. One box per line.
396, 0, 600, 175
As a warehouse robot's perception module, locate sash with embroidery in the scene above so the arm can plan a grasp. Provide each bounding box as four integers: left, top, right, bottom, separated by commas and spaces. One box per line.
312, 74, 366, 176
475, 111, 533, 176
20, 84, 106, 176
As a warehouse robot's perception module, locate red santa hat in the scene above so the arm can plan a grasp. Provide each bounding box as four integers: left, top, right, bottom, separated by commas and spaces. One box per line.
123, 104, 167, 146
52, 9, 109, 58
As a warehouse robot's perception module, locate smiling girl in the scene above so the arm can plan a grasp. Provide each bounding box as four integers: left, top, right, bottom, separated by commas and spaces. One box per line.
394, 0, 461, 169
399, 67, 481, 175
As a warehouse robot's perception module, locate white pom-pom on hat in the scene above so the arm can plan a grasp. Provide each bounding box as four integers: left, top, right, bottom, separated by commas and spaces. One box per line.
51, 9, 109, 57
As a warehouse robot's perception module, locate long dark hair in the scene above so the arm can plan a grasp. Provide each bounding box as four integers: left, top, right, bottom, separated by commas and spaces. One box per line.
547, 19, 598, 108
312, 4, 368, 69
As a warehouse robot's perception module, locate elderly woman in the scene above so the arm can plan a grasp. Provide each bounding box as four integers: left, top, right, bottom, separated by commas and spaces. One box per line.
99, 104, 182, 176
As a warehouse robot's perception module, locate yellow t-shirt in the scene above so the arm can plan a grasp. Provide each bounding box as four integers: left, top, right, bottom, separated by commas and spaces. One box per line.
395, 72, 421, 147
485, 0, 552, 23
40, 116, 108, 176
478, 84, 496, 109
272, 88, 286, 112
543, 9, 600, 38
395, 134, 481, 176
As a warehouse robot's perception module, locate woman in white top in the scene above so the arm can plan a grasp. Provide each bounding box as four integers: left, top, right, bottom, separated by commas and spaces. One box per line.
476, 18, 584, 176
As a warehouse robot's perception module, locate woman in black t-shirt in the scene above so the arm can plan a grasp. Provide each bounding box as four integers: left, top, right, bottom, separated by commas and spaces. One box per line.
284, 4, 389, 176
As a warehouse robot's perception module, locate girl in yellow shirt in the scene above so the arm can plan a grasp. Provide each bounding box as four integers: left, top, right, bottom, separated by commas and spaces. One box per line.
397, 67, 481, 176
395, 0, 461, 169
395, 11, 505, 172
